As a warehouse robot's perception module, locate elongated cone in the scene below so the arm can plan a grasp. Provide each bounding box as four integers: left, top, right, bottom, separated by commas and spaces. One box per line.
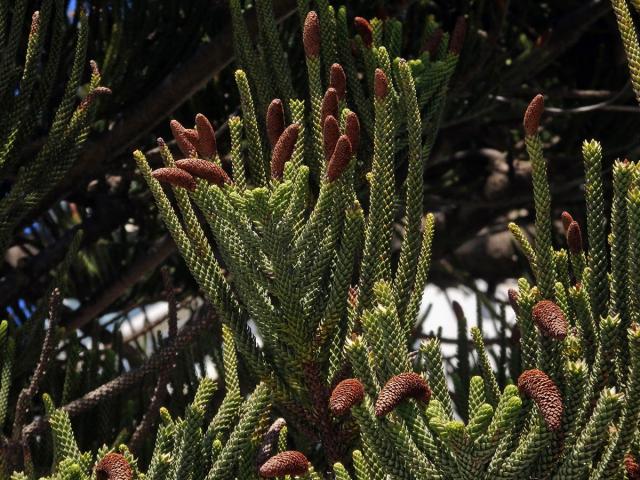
523, 94, 544, 136
259, 451, 309, 477
375, 372, 431, 417
374, 68, 389, 99
345, 111, 360, 154
321, 88, 340, 126
175, 159, 231, 187
256, 418, 287, 467
326, 135, 352, 182
323, 115, 340, 162
354, 16, 373, 48
170, 119, 198, 157
303, 11, 321, 57
152, 167, 197, 191
449, 16, 467, 55
625, 453, 640, 480
330, 63, 347, 100
95, 453, 133, 480
194, 113, 217, 159
271, 124, 300, 180
329, 378, 365, 415
517, 369, 563, 431
266, 99, 285, 148
532, 300, 568, 340
561, 211, 574, 233
567, 221, 583, 254
423, 28, 444, 56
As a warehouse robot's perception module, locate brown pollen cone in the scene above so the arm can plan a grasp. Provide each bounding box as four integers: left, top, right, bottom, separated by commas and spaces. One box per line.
329, 378, 365, 415
259, 451, 310, 478
175, 159, 231, 187
256, 418, 287, 468
326, 135, 352, 182
625, 453, 640, 480
323, 115, 340, 162
375, 372, 431, 417
152, 167, 197, 191
567, 221, 583, 254
330, 63, 347, 100
353, 16, 373, 48
345, 111, 360, 154
374, 68, 389, 99
303, 11, 321, 57
95, 453, 133, 480
561, 211, 574, 233
523, 94, 544, 137
266, 99, 285, 148
423, 28, 444, 56
170, 119, 198, 158
271, 124, 300, 180
508, 288, 519, 313
517, 369, 563, 431
194, 113, 217, 159
449, 16, 467, 55
321, 88, 340, 126
532, 300, 568, 340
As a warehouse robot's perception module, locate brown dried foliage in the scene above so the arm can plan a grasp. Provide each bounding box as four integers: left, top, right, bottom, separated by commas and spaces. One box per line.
259, 451, 310, 478
256, 418, 287, 468
375, 372, 431, 417
532, 300, 568, 340
626, 453, 640, 480
329, 379, 365, 415
518, 369, 563, 431
151, 167, 197, 191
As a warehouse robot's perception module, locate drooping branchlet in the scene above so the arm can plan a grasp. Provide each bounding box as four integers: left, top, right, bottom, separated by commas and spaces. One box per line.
345, 111, 360, 154
259, 451, 310, 478
353, 16, 373, 48
532, 300, 568, 340
561, 211, 574, 233
374, 68, 389, 99
95, 452, 133, 480
175, 159, 231, 187
194, 113, 217, 159
329, 378, 365, 415
523, 94, 544, 137
321, 88, 340, 126
170, 119, 198, 158
517, 369, 563, 431
303, 11, 321, 58
256, 418, 287, 468
266, 99, 285, 148
271, 124, 300, 180
323, 115, 340, 162
375, 372, 431, 417
330, 63, 347, 100
449, 16, 467, 55
152, 167, 197, 191
326, 135, 352, 182
567, 221, 583, 254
